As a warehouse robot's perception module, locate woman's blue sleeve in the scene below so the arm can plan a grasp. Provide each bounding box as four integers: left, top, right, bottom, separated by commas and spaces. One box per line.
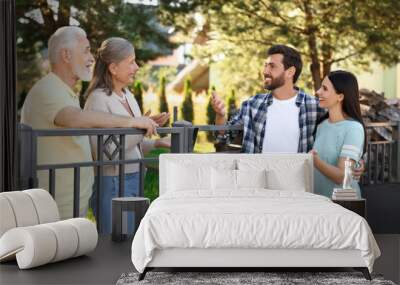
339, 124, 364, 161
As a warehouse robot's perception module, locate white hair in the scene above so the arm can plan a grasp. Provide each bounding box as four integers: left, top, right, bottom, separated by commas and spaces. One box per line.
48, 26, 87, 65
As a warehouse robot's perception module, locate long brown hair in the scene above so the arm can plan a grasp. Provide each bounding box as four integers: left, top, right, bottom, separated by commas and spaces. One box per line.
317, 70, 367, 154
85, 37, 135, 97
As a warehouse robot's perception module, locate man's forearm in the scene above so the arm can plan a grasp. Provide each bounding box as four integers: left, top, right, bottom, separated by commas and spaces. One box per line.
55, 107, 133, 128
78, 110, 133, 128
215, 114, 226, 134
215, 114, 226, 126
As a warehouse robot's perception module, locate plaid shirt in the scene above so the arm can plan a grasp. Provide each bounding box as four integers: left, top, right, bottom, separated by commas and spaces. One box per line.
227, 89, 326, 153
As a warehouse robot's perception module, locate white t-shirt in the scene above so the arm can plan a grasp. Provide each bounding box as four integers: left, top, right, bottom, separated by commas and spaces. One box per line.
262, 95, 300, 153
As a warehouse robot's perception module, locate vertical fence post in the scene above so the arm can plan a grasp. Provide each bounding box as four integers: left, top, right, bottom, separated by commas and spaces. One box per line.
395, 121, 400, 182
73, 167, 80, 217
118, 134, 125, 198
173, 106, 178, 123
18, 124, 38, 189
96, 135, 104, 232
139, 162, 145, 197
171, 121, 192, 153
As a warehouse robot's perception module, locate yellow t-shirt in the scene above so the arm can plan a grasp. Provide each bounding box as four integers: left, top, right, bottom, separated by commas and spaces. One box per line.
21, 72, 94, 218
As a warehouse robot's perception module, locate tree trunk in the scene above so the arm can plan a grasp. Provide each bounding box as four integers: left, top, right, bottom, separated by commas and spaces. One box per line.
322, 60, 332, 79
37, 0, 57, 38
58, 0, 71, 27
303, 0, 322, 91
321, 37, 333, 79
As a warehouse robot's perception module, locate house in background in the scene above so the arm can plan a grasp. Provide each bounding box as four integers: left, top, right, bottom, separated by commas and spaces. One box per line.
357, 62, 400, 99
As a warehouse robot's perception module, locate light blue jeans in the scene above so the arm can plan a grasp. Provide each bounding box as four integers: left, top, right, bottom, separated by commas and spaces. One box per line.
91, 173, 140, 234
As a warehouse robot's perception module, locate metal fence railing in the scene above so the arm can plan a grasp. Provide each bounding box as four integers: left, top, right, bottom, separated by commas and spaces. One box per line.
362, 122, 400, 185
17, 121, 400, 231
17, 123, 242, 232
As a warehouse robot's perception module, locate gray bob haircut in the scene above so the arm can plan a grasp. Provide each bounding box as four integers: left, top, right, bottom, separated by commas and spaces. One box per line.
48, 26, 87, 65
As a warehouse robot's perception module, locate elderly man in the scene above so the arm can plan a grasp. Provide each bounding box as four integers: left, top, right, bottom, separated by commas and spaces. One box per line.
21, 26, 164, 218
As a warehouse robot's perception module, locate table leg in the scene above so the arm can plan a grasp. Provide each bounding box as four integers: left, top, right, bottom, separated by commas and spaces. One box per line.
112, 201, 123, 242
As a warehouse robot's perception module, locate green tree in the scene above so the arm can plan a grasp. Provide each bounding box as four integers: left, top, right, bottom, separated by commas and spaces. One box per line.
133, 81, 144, 112
226, 89, 237, 121
158, 76, 170, 130
160, 0, 400, 91
16, 0, 176, 93
206, 86, 216, 141
181, 78, 194, 122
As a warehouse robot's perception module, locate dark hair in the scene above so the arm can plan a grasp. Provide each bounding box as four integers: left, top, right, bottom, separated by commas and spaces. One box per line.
267, 45, 303, 83
318, 70, 367, 154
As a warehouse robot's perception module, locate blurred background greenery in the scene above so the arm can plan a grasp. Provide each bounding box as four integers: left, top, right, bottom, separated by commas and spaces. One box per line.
16, 0, 400, 203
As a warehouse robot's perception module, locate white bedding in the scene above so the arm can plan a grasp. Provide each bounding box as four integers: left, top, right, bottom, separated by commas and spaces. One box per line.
131, 190, 380, 273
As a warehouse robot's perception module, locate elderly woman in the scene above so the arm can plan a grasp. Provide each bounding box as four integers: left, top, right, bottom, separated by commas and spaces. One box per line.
84, 37, 170, 233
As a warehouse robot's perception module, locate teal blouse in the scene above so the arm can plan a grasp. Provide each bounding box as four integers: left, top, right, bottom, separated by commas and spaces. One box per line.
313, 119, 364, 198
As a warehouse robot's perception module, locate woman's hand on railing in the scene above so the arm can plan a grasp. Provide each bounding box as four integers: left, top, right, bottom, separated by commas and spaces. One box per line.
144, 111, 170, 126
130, 117, 158, 137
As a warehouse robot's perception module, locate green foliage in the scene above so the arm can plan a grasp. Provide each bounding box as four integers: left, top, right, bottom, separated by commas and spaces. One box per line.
158, 76, 169, 122
144, 168, 159, 202
206, 86, 216, 142
181, 77, 194, 122
16, 0, 176, 93
143, 147, 170, 202
161, 0, 400, 91
158, 75, 170, 135
133, 81, 144, 112
86, 208, 97, 224
226, 89, 237, 121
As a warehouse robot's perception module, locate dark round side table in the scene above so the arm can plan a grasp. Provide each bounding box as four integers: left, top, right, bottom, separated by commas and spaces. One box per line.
112, 197, 150, 242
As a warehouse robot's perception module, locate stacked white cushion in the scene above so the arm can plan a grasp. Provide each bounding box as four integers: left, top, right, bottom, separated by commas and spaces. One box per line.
42, 221, 79, 262
0, 189, 98, 269
64, 218, 98, 257
0, 196, 17, 237
23, 189, 59, 223
1, 191, 39, 227
0, 226, 57, 268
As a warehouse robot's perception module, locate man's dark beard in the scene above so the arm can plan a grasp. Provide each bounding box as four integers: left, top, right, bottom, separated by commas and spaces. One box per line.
264, 73, 285, 90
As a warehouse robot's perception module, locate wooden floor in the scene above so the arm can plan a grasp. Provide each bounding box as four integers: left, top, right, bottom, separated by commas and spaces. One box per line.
1, 235, 399, 285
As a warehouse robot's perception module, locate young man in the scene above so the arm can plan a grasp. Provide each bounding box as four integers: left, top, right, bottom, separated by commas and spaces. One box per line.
212, 44, 324, 154
21, 26, 168, 218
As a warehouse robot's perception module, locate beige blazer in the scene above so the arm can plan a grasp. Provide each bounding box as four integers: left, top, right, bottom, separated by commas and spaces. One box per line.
84, 88, 155, 176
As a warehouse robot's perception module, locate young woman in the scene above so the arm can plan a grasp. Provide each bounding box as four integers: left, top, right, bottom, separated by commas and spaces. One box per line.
84, 37, 169, 233
311, 70, 366, 198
